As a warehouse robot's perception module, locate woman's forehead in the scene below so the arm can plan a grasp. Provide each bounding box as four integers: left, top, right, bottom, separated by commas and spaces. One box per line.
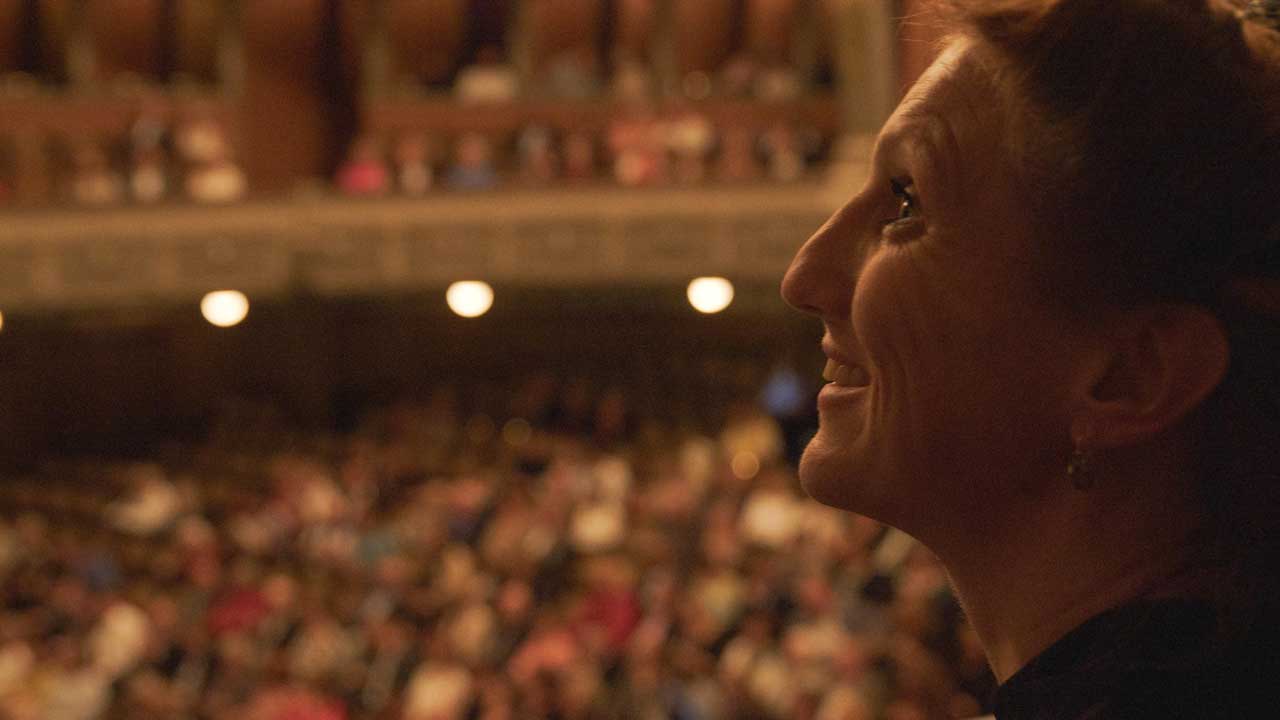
891, 39, 1004, 139
901, 40, 974, 109
878, 39, 1013, 181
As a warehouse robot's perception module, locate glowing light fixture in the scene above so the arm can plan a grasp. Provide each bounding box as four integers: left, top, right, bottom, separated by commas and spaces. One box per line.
446, 281, 494, 318
687, 277, 734, 314
201, 290, 250, 327
0, 310, 5, 333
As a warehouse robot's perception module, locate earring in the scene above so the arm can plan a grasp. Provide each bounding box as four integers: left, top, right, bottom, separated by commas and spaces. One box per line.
1067, 448, 1095, 490
1067, 417, 1096, 491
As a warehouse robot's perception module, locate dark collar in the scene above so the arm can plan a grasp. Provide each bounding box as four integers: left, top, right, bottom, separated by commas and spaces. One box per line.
993, 599, 1276, 720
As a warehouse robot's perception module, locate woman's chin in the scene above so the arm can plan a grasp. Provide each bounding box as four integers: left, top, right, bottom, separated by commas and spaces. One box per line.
797, 430, 874, 512
798, 425, 913, 526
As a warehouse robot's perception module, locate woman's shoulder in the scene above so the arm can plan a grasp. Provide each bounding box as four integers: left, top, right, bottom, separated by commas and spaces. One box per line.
993, 598, 1280, 720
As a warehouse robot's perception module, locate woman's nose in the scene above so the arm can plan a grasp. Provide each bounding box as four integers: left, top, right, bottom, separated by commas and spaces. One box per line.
781, 210, 859, 321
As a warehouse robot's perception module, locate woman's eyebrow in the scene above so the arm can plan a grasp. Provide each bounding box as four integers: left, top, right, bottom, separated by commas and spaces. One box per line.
879, 113, 959, 205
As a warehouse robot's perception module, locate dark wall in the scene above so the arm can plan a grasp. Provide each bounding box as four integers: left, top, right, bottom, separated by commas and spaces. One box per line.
0, 287, 822, 468
242, 0, 360, 190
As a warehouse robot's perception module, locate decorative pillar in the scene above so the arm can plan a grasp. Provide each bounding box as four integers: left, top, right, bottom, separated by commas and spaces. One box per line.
829, 0, 895, 133
217, 0, 244, 98
65, 0, 95, 89
361, 0, 389, 98
507, 0, 534, 86
791, 0, 820, 87
651, 0, 676, 96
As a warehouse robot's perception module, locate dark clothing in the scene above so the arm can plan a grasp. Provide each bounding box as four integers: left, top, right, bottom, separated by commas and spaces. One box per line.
993, 599, 1280, 719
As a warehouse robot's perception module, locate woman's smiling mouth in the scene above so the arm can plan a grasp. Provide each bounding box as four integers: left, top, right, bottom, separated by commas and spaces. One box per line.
823, 359, 871, 388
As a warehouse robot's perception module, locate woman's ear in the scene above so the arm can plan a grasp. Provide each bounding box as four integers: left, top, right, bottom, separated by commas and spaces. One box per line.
1076, 304, 1230, 450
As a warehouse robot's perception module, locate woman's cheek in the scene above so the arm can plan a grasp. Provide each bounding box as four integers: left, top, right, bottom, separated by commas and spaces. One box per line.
854, 251, 959, 467
853, 251, 929, 389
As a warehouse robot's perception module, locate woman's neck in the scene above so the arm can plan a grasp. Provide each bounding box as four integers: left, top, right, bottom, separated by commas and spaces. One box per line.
931, 467, 1203, 683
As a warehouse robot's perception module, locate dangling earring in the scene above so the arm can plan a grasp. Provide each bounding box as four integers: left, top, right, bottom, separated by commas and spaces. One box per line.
1067, 448, 1095, 490
1067, 418, 1096, 491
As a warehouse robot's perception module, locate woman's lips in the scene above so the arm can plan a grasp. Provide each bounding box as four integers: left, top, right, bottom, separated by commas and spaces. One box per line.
823, 358, 871, 388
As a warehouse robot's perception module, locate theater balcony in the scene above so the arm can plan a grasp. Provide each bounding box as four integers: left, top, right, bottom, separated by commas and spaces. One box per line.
0, 0, 906, 312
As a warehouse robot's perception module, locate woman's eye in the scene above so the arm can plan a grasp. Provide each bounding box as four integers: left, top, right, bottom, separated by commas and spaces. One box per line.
890, 177, 918, 221
880, 177, 924, 243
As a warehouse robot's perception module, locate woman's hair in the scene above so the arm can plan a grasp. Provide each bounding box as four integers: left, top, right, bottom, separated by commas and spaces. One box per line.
941, 0, 1280, 626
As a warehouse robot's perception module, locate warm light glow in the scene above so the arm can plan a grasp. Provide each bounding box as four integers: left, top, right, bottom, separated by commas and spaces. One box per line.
446, 281, 494, 318
0, 310, 5, 333
687, 277, 734, 314
201, 290, 250, 327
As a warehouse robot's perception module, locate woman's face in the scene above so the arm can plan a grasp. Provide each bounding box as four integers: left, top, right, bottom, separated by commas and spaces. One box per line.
782, 40, 1086, 536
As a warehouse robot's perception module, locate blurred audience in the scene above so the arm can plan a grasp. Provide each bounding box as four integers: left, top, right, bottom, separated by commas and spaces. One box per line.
67, 139, 126, 207
1, 54, 832, 208
454, 46, 522, 105
0, 376, 993, 719
335, 136, 392, 197
175, 117, 246, 204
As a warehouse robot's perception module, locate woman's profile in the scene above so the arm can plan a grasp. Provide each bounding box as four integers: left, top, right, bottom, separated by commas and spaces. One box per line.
782, 0, 1280, 717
